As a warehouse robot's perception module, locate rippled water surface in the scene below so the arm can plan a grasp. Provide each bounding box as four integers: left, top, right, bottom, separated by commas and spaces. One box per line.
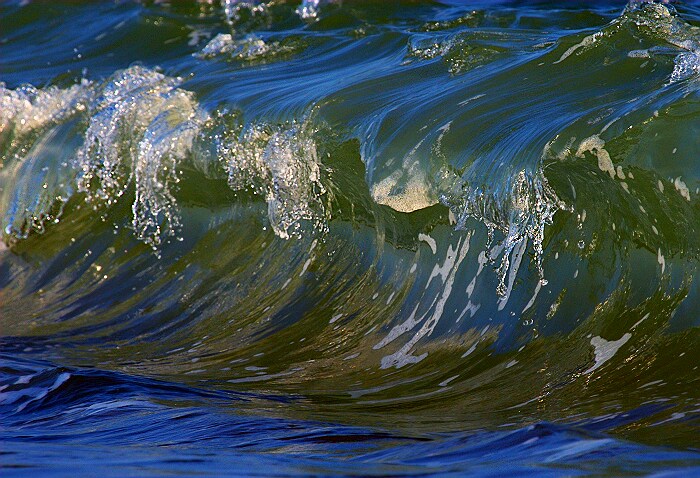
2, 0, 700, 475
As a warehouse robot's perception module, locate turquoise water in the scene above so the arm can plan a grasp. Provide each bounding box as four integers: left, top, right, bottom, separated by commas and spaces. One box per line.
1, 0, 700, 475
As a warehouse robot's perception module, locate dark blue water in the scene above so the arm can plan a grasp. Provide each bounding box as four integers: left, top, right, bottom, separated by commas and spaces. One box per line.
3, 355, 699, 477
2, 0, 700, 475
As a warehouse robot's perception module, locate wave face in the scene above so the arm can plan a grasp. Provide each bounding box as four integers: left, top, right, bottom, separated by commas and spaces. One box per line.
2, 0, 700, 475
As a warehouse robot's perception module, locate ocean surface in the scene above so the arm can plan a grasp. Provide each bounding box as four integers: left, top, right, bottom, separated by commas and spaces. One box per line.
1, 0, 699, 475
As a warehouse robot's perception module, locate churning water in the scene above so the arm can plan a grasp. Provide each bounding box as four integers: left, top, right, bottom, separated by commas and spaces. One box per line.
1, 0, 700, 475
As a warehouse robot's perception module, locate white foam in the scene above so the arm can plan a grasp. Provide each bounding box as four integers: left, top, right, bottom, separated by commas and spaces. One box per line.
522, 280, 542, 313
371, 168, 437, 213
554, 31, 602, 64
439, 375, 459, 387
657, 248, 666, 274
457, 300, 480, 321
628, 49, 650, 58
418, 233, 437, 254
586, 334, 631, 374
461, 341, 478, 358
632, 312, 651, 330
673, 177, 691, 201
576, 135, 615, 179
497, 237, 527, 311
378, 233, 472, 368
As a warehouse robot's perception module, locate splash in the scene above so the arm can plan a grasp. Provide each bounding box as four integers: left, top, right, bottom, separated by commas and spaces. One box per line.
221, 0, 269, 29
76, 66, 207, 249
297, 0, 324, 20
438, 166, 563, 297
216, 119, 328, 239
0, 67, 209, 248
1, 80, 93, 239
0, 81, 91, 140
406, 33, 505, 75
198, 33, 270, 60
1, 68, 333, 249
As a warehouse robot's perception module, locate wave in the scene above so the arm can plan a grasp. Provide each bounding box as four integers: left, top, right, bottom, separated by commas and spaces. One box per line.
1, 1, 700, 472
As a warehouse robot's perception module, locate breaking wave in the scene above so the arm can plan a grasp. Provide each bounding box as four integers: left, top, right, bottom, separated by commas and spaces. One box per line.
1, 0, 699, 475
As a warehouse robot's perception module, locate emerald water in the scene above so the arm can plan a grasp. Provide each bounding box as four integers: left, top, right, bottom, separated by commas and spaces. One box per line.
1, 0, 699, 475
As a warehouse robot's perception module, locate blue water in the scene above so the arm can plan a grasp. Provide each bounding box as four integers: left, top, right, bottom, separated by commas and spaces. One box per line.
2, 0, 700, 475
3, 356, 699, 477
